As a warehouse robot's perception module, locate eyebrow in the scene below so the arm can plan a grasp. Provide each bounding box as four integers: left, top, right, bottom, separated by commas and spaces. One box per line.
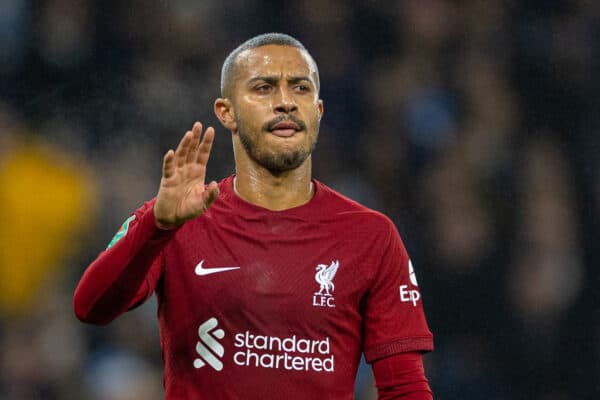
247, 75, 314, 86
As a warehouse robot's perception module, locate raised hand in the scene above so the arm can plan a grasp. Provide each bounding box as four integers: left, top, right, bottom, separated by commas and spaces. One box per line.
153, 122, 219, 229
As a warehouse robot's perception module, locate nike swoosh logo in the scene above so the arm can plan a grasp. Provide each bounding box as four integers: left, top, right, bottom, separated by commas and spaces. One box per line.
194, 260, 240, 276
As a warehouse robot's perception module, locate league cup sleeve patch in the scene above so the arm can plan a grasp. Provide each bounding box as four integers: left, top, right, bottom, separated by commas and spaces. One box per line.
106, 215, 136, 249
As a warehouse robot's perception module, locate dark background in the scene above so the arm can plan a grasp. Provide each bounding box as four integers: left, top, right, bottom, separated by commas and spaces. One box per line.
1, 1, 599, 399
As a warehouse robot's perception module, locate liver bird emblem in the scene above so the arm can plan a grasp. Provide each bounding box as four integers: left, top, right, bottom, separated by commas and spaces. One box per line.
314, 260, 339, 296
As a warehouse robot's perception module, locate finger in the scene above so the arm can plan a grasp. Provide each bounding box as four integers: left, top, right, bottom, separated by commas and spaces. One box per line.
202, 181, 220, 208
186, 122, 202, 164
162, 149, 175, 179
175, 130, 193, 168
197, 126, 215, 166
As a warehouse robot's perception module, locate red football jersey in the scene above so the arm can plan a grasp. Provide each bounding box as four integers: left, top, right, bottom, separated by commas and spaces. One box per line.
75, 175, 433, 399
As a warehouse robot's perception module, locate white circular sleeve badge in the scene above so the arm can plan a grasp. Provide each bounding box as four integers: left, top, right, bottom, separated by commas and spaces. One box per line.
409, 259, 418, 286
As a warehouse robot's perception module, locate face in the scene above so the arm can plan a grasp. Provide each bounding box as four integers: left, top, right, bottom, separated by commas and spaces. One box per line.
225, 45, 323, 173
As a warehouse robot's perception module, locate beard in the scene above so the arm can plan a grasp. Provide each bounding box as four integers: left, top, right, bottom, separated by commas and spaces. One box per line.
236, 115, 319, 174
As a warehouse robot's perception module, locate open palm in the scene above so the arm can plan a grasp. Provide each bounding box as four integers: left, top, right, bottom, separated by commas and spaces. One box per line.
154, 122, 219, 229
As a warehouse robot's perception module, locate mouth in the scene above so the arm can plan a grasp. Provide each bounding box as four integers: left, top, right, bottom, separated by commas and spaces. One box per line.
267, 118, 305, 138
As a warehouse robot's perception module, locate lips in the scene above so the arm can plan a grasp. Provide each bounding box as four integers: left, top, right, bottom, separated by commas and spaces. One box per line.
272, 121, 300, 130
270, 120, 301, 137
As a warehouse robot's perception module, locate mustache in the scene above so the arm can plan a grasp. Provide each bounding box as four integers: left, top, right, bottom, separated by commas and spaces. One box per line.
263, 115, 307, 131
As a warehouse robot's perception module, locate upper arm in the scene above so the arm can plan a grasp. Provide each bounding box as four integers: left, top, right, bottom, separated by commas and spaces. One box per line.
362, 218, 433, 362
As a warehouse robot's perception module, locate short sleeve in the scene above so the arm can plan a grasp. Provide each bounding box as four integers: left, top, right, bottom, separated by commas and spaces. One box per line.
362, 220, 433, 363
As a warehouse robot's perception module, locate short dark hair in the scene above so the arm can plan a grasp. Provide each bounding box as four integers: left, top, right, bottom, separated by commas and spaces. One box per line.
220, 33, 320, 98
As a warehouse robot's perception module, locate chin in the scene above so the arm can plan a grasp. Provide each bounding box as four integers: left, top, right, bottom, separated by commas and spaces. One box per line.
257, 149, 310, 173
238, 128, 316, 172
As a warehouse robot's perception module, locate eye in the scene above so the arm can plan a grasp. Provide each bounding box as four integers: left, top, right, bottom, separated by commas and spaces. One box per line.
255, 84, 272, 93
294, 85, 310, 93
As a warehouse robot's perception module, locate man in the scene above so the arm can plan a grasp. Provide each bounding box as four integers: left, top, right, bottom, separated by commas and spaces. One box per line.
74, 33, 434, 399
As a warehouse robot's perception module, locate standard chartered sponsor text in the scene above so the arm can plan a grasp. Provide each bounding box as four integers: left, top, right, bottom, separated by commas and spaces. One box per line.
233, 331, 334, 372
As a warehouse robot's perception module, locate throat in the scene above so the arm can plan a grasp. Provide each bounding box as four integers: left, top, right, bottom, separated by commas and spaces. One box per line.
233, 175, 314, 211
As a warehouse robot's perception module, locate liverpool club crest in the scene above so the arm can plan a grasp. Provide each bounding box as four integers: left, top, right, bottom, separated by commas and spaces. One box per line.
312, 260, 339, 308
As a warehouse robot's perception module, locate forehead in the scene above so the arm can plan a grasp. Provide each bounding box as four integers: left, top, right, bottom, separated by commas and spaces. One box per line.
235, 45, 318, 81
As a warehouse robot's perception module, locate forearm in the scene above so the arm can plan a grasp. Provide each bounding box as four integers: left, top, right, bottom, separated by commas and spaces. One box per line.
74, 121, 219, 325
373, 352, 433, 400
73, 202, 174, 324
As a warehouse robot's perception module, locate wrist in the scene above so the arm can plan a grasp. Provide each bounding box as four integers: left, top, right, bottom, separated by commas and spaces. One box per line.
152, 204, 181, 231
154, 219, 180, 230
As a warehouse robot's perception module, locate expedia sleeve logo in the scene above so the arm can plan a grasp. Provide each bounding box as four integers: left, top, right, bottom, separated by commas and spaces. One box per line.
399, 259, 421, 307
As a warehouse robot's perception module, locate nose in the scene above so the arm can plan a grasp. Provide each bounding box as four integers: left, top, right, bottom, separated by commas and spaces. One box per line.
273, 86, 298, 114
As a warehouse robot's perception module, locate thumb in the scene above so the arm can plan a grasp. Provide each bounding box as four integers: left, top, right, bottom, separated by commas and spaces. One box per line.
202, 181, 220, 208
188, 181, 219, 215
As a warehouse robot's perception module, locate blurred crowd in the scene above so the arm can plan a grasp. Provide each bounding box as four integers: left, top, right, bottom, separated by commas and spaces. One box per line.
1, 1, 599, 399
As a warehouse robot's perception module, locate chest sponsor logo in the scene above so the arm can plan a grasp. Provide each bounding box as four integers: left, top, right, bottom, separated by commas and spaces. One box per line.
400, 259, 421, 306
193, 317, 225, 371
194, 260, 240, 276
233, 331, 334, 372
193, 318, 334, 373
312, 260, 339, 308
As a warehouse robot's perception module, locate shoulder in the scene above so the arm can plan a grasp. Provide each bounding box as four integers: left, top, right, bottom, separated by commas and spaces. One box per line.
314, 180, 397, 236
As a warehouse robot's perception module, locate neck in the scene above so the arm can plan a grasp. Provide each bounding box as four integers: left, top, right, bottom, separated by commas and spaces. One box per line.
233, 158, 314, 211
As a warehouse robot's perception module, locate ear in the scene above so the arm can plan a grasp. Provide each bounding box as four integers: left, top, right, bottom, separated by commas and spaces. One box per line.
214, 98, 237, 132
317, 99, 324, 121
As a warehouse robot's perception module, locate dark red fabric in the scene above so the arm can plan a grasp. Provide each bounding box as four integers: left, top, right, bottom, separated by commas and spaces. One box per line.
74, 176, 433, 399
372, 352, 433, 399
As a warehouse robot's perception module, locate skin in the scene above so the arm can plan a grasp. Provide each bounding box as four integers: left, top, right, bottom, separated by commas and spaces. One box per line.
154, 44, 324, 228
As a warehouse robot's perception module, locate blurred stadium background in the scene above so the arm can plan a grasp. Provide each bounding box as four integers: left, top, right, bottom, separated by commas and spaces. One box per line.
1, 1, 599, 399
